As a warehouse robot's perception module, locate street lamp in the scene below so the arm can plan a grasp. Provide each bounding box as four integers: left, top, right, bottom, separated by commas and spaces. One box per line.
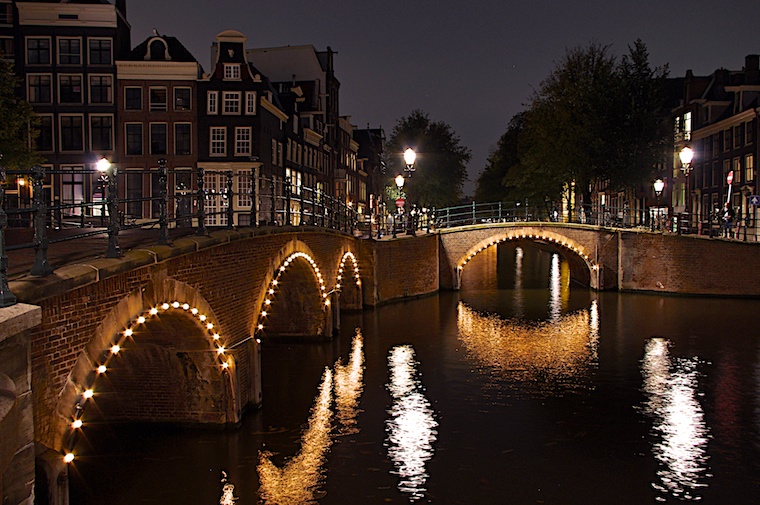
402, 148, 416, 235
653, 178, 664, 231
393, 174, 404, 238
679, 146, 694, 232
96, 158, 121, 258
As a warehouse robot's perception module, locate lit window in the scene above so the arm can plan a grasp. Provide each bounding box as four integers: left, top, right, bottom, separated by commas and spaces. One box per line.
746, 154, 755, 184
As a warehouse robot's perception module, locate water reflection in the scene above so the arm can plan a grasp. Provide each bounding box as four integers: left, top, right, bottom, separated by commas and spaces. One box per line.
513, 246, 524, 317
385, 345, 438, 501
218, 471, 238, 504
334, 329, 365, 435
255, 330, 366, 504
640, 338, 711, 502
548, 253, 561, 321
258, 367, 334, 505
456, 302, 597, 393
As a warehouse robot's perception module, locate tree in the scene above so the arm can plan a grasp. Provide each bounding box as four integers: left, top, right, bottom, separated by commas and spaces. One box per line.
385, 110, 471, 208
475, 112, 526, 202
0, 57, 41, 170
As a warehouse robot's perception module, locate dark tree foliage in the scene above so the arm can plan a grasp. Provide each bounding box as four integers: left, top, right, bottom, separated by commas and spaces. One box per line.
474, 112, 526, 202
385, 109, 471, 208
497, 40, 671, 207
0, 57, 41, 170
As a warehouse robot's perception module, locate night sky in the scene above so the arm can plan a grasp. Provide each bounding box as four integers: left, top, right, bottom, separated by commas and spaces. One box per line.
126, 0, 758, 195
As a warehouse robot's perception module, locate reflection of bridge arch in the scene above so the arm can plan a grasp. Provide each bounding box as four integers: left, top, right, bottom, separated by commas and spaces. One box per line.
454, 229, 599, 289
255, 242, 332, 340
58, 280, 236, 465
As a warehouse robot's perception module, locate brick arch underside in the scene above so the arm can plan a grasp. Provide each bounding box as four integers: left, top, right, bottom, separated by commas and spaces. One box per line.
454, 230, 596, 288
50, 278, 237, 453
264, 258, 327, 338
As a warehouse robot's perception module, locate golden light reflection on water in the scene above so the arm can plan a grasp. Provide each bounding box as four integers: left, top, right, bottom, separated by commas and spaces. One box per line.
334, 329, 365, 435
457, 302, 597, 390
641, 338, 711, 502
253, 331, 366, 505
258, 367, 334, 505
386, 345, 438, 502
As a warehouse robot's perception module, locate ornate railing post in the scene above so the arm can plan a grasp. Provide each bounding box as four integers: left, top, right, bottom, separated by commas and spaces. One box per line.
196, 166, 207, 236
0, 163, 17, 307
225, 170, 234, 229
104, 164, 121, 258
471, 201, 476, 225
157, 159, 171, 245
284, 176, 291, 226
249, 166, 257, 227
30, 165, 52, 275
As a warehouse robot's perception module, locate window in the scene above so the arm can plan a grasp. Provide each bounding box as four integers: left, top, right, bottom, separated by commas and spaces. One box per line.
174, 87, 191, 111
0, 2, 12, 24
245, 91, 256, 115
733, 157, 742, 184
26, 38, 50, 65
207, 91, 218, 114
125, 123, 143, 155
88, 38, 111, 65
734, 125, 743, 149
150, 123, 167, 155
125, 171, 142, 218
60, 115, 84, 151
28, 75, 51, 103
89, 75, 112, 103
58, 38, 81, 65
61, 170, 85, 217
125, 87, 142, 110
712, 162, 720, 187
149, 87, 167, 111
724, 129, 732, 151
175, 123, 191, 155
0, 37, 13, 59
683, 111, 692, 141
36, 115, 54, 152
90, 115, 113, 151
210, 127, 226, 156
746, 154, 755, 184
59, 75, 82, 103
224, 64, 240, 80
747, 120, 755, 145
235, 127, 251, 156
223, 92, 240, 114
712, 135, 720, 157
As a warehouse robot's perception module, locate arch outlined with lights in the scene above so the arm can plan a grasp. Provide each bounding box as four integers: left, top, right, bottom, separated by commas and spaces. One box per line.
335, 251, 361, 292
455, 230, 599, 285
59, 291, 234, 465
254, 248, 331, 337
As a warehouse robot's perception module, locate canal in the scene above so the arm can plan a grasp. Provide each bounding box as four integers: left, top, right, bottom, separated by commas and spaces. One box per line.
68, 242, 760, 504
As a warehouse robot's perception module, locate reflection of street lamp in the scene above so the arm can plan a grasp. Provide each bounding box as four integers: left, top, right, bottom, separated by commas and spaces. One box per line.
679, 147, 694, 227
653, 178, 664, 231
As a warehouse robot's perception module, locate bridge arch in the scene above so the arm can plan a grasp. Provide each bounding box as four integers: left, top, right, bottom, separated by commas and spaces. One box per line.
254, 240, 332, 340
55, 278, 237, 465
453, 229, 599, 289
335, 251, 362, 311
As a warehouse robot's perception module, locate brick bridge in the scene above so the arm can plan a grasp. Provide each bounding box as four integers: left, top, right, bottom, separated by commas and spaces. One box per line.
2, 223, 760, 504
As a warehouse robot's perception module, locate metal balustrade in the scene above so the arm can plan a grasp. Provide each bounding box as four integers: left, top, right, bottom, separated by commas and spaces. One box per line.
0, 164, 359, 306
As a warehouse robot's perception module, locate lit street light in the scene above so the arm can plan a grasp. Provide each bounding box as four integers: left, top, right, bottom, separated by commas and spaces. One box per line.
679, 146, 694, 233
653, 178, 664, 231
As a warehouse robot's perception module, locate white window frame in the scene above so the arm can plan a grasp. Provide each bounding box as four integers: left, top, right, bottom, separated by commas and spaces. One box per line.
149, 122, 168, 155
87, 37, 112, 66
207, 91, 218, 114
223, 91, 240, 115
27, 73, 52, 104
174, 122, 192, 155
125, 122, 143, 155
235, 127, 251, 156
58, 73, 83, 104
149, 86, 168, 111
88, 74, 113, 104
36, 113, 55, 152
174, 86, 192, 111
57, 36, 81, 65
245, 91, 256, 115
58, 114, 85, 152
89, 114, 114, 152
223, 64, 241, 80
210, 126, 226, 156
25, 36, 51, 65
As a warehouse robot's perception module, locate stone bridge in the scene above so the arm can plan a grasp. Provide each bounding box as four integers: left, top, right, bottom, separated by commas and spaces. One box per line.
2, 222, 760, 504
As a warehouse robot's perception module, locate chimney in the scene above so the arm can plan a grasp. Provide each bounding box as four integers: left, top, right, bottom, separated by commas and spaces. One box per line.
115, 0, 126, 17
745, 54, 759, 84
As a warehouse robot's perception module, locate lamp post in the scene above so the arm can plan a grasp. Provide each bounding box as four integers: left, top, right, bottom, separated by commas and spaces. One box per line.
679, 146, 694, 233
653, 178, 664, 231
96, 158, 121, 257
402, 148, 416, 235
393, 174, 404, 238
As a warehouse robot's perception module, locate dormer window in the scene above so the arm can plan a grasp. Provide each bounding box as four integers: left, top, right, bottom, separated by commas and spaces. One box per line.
224, 64, 240, 80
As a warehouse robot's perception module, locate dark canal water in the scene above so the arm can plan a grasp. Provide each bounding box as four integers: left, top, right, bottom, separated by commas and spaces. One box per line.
69, 242, 760, 504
